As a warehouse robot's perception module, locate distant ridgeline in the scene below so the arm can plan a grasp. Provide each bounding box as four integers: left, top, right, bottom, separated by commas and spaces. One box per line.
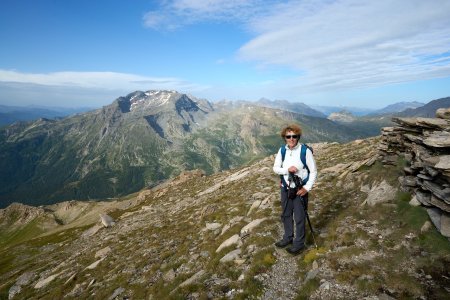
379, 108, 450, 238
0, 90, 363, 208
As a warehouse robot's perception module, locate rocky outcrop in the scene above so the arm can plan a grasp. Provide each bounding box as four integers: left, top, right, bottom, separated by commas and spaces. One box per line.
379, 109, 450, 238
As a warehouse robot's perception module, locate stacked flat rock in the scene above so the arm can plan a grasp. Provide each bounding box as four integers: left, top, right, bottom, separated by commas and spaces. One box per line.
379, 108, 450, 238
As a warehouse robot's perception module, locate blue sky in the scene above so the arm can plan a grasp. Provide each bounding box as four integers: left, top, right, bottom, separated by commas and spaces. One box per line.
1, 0, 450, 109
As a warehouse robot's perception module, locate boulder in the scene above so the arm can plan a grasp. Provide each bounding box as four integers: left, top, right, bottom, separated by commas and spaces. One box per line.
247, 200, 261, 216
399, 176, 417, 187
420, 181, 450, 204
434, 155, 450, 170
163, 269, 176, 282
108, 287, 125, 300
240, 218, 267, 236
100, 214, 115, 227
421, 221, 432, 233
34, 273, 60, 289
216, 234, 240, 253
427, 208, 442, 231
429, 195, 450, 213
436, 108, 450, 119
219, 249, 241, 263
423, 131, 450, 148
85, 258, 104, 270
440, 213, 450, 237
205, 223, 222, 231
409, 196, 421, 207
362, 181, 396, 206
95, 246, 112, 258
416, 117, 449, 129
416, 190, 432, 206
178, 270, 205, 288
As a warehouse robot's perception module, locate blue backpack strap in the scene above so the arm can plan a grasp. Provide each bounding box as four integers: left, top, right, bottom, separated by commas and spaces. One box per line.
301, 144, 311, 185
279, 146, 288, 188
280, 145, 286, 162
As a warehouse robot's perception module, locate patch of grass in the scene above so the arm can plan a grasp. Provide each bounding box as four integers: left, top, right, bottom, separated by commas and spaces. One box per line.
295, 277, 320, 300
303, 247, 327, 264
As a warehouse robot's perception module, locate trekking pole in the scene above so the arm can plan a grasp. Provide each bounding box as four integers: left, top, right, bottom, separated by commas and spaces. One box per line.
302, 197, 318, 249
305, 210, 318, 249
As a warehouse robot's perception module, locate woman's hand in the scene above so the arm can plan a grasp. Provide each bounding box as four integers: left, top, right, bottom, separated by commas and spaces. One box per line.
297, 187, 308, 196
288, 166, 298, 173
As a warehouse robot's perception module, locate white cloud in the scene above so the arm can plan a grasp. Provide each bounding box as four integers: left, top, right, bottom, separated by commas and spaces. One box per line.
0, 69, 208, 92
238, 0, 450, 92
142, 0, 268, 30
143, 0, 450, 95
0, 70, 210, 107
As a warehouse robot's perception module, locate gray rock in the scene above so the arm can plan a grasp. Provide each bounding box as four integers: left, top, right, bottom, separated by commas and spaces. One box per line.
85, 258, 105, 270
8, 285, 21, 300
400, 176, 417, 187
240, 218, 267, 236
421, 181, 450, 204
252, 192, 268, 200
362, 181, 396, 206
216, 234, 240, 253
65, 284, 83, 298
424, 166, 439, 177
416, 190, 432, 206
429, 195, 450, 213
436, 108, 450, 119
304, 269, 319, 283
434, 155, 450, 170
247, 200, 262, 216
100, 214, 115, 227
34, 273, 59, 289
108, 287, 125, 300
421, 220, 432, 233
440, 213, 450, 237
95, 246, 112, 258
15, 272, 35, 286
417, 117, 449, 129
178, 270, 205, 288
409, 196, 421, 207
205, 222, 222, 231
427, 208, 442, 231
423, 131, 450, 148
219, 249, 241, 263
163, 269, 176, 282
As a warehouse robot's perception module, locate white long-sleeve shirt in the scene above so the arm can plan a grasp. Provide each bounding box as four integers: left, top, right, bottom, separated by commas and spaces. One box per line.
273, 143, 317, 192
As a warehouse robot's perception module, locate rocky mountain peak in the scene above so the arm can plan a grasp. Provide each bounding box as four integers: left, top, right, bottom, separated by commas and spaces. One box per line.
327, 110, 356, 123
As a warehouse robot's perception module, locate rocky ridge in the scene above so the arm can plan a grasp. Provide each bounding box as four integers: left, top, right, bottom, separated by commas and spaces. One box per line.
1, 138, 450, 299
379, 108, 450, 238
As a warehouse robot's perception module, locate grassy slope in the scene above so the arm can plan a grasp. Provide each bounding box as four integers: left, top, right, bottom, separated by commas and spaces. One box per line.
1, 138, 449, 299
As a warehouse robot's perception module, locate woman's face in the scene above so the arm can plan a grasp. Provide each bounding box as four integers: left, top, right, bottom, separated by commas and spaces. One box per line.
285, 130, 299, 148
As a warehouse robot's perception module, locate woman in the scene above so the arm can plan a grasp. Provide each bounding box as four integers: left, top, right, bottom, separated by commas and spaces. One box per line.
273, 124, 317, 254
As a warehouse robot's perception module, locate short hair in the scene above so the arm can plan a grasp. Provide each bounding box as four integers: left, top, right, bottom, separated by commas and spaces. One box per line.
280, 124, 302, 138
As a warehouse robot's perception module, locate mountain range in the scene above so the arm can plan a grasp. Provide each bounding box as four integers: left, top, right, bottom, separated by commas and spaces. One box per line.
0, 105, 93, 126
0, 91, 361, 208
0, 91, 448, 208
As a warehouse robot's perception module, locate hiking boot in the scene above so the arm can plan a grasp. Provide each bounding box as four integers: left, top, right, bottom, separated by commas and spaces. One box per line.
286, 245, 305, 255
274, 239, 292, 248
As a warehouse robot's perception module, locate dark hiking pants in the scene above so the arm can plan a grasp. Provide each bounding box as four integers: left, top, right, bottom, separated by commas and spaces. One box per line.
280, 188, 307, 248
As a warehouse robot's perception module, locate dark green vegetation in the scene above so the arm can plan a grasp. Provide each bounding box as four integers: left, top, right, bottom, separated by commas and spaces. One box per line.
0, 91, 364, 207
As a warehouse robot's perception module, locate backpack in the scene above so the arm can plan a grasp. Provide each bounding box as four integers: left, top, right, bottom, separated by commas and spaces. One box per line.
280, 143, 313, 188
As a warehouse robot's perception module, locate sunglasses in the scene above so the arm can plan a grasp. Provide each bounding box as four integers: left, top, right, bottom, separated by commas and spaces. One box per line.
285, 135, 299, 139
